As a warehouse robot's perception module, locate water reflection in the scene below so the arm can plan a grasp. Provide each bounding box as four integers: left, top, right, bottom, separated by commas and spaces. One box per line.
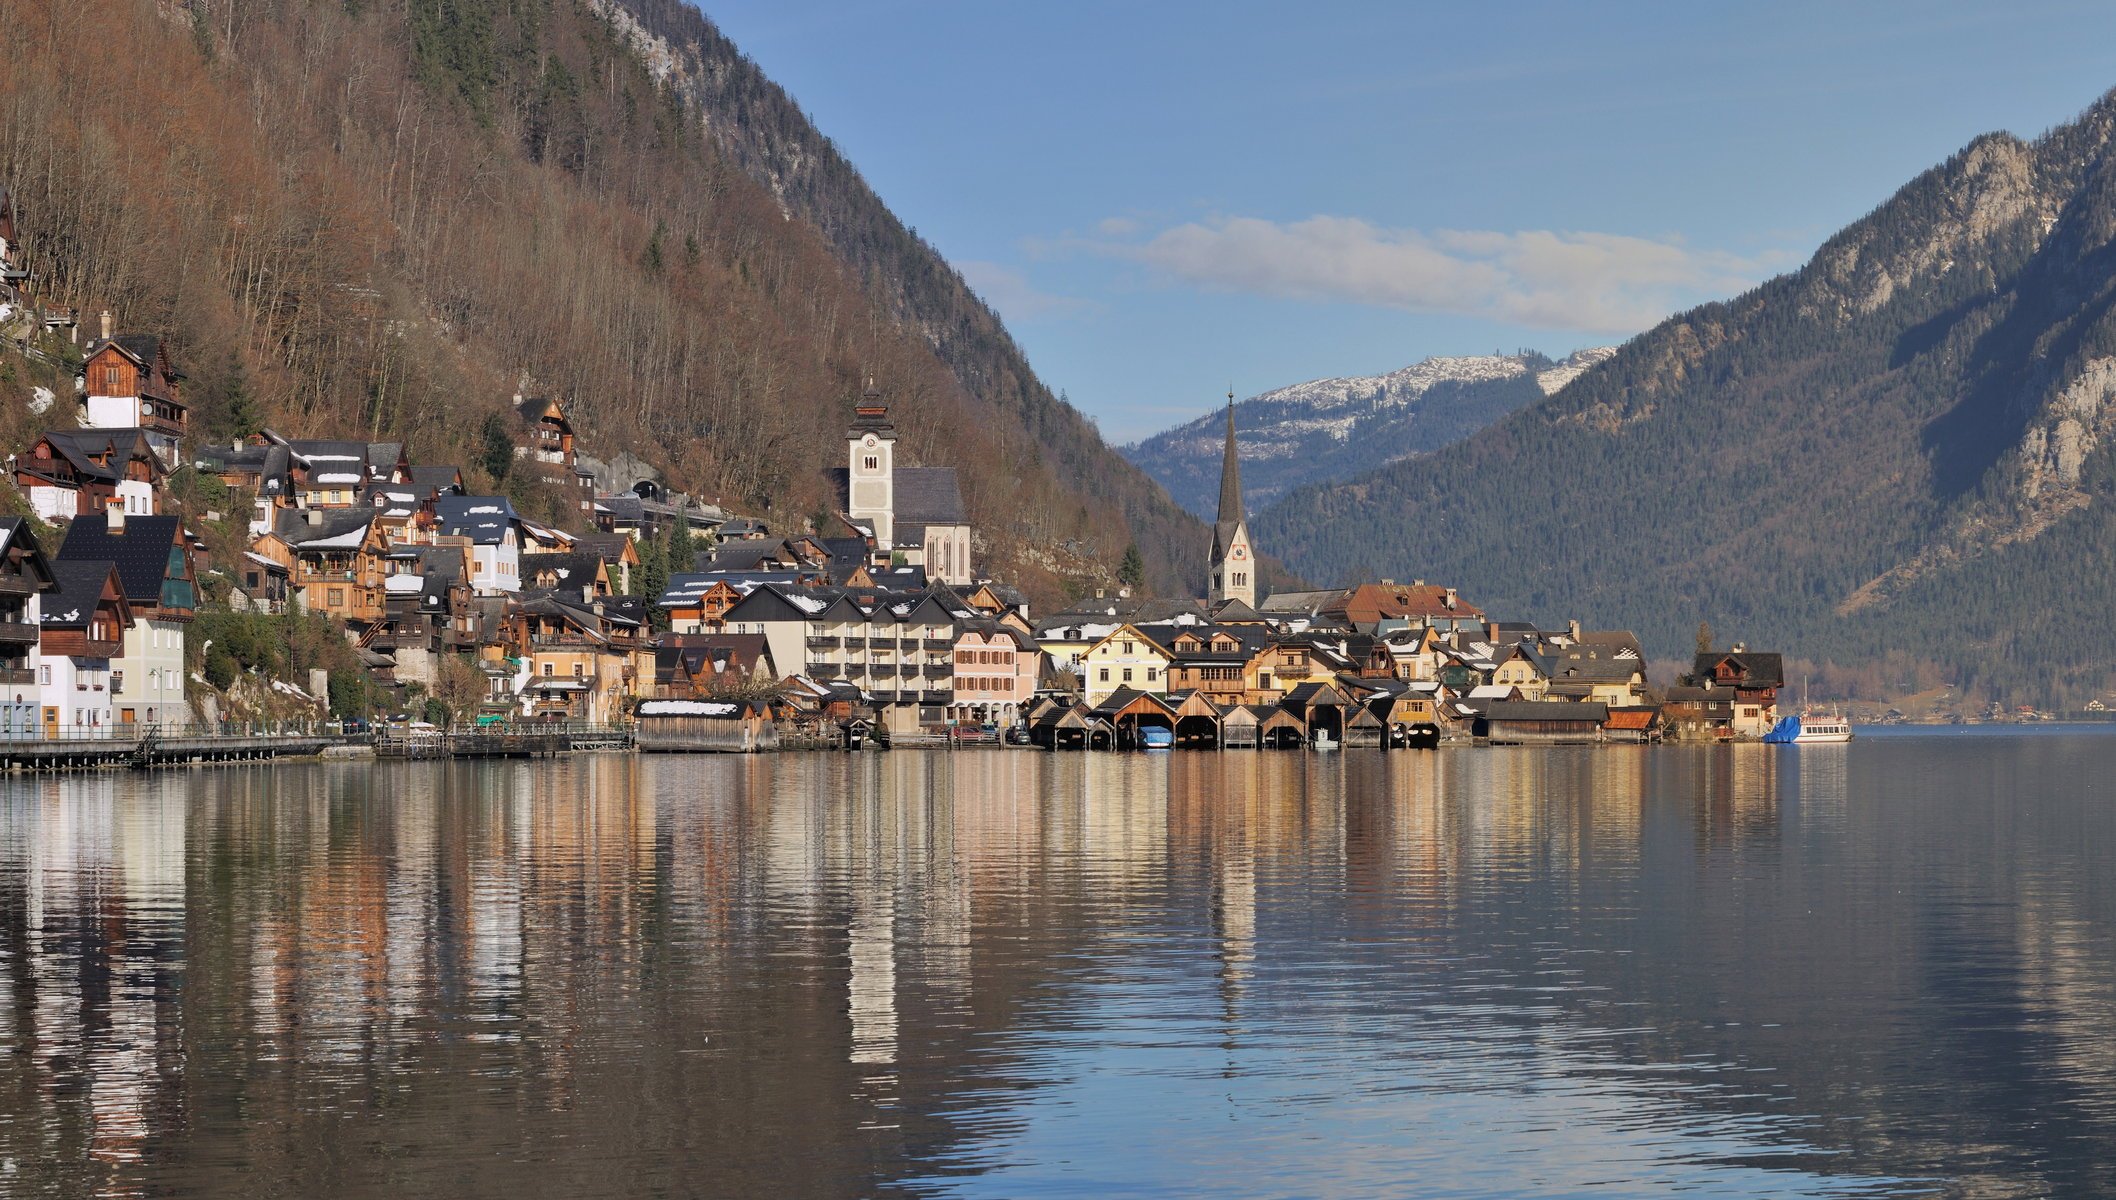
1, 740, 2114, 1196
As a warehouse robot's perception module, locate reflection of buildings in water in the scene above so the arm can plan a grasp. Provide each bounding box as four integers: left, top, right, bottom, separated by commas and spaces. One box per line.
1078, 752, 1171, 902
12, 774, 184, 1174
1692, 744, 1782, 851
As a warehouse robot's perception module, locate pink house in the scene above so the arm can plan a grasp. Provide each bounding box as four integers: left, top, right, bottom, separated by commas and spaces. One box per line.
949, 624, 1040, 727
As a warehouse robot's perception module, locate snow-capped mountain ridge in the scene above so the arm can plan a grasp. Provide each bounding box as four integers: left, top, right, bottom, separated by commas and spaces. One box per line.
1121, 347, 1617, 518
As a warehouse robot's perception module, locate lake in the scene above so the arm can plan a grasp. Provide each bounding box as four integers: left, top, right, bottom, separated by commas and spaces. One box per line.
4, 733, 2116, 1197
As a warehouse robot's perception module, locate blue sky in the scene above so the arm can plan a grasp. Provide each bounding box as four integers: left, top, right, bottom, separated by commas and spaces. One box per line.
700, 1, 2116, 442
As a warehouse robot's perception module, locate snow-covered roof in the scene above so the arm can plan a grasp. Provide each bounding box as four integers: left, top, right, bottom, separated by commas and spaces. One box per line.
637, 700, 742, 717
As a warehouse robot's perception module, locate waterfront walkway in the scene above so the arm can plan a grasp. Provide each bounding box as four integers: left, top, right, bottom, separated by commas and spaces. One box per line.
0, 726, 367, 770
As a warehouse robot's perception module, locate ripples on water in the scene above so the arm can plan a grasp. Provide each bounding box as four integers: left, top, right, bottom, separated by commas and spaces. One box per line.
2, 736, 2115, 1197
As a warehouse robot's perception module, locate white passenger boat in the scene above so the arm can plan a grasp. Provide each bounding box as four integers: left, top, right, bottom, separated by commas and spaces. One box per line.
1763, 713, 1854, 743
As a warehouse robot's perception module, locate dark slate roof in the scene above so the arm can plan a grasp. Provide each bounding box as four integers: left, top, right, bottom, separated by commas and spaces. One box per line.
596, 495, 645, 522
717, 517, 769, 537
41, 560, 119, 629
57, 515, 182, 606
432, 496, 519, 544
0, 518, 52, 589
575, 533, 633, 564
869, 565, 928, 590
31, 429, 159, 483
703, 540, 789, 572
520, 551, 603, 588
894, 467, 966, 525
272, 506, 377, 547
406, 465, 465, 494
1694, 651, 1786, 689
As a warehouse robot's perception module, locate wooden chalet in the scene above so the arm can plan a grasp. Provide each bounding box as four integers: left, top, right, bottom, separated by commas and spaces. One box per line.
14, 429, 164, 521
80, 318, 186, 463
514, 394, 576, 477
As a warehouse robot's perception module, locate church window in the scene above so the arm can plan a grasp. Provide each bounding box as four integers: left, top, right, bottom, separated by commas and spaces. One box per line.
863, 456, 879, 471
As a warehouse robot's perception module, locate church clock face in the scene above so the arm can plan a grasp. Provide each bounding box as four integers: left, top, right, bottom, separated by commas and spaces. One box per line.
863, 434, 877, 448
1233, 546, 1247, 560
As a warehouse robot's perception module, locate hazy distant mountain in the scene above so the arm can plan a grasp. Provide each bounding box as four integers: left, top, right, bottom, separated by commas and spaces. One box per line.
1122, 349, 1616, 518
1257, 91, 2116, 703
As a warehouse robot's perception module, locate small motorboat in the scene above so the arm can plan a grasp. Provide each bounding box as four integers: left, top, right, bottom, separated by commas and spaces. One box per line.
1139, 726, 1174, 750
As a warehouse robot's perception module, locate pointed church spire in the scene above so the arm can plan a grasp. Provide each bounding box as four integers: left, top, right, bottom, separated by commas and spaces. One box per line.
1216, 387, 1243, 526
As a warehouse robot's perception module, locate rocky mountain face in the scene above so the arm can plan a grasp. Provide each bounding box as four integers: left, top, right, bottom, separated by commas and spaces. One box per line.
1123, 349, 1615, 519
0, 0, 1240, 604
1256, 94, 2116, 703
590, 0, 1227, 595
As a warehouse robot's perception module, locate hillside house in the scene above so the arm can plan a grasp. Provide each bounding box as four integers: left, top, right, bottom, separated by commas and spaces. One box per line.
14, 428, 163, 520
0, 520, 55, 734
36, 559, 130, 736
431, 496, 523, 594
0, 185, 27, 307
57, 512, 197, 728
266, 508, 388, 626
514, 394, 576, 477
78, 315, 186, 466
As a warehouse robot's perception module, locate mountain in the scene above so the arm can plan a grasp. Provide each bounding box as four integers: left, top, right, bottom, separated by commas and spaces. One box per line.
1122, 349, 1615, 519
583, 0, 1225, 596
0, 0, 1218, 603
1258, 92, 2116, 705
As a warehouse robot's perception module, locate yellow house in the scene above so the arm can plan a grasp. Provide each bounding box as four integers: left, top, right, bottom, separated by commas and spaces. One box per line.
1244, 639, 1354, 701
1080, 623, 1172, 705
1490, 646, 1549, 700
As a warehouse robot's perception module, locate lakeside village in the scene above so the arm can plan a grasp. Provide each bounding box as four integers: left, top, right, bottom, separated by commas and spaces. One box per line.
0, 199, 1794, 760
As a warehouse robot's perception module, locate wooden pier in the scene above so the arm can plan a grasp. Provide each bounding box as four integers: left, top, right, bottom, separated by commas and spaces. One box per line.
0, 729, 364, 771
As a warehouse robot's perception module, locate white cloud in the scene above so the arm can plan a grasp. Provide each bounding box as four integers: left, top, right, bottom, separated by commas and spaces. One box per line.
957, 259, 1083, 320
1095, 215, 1143, 236
1097, 215, 1792, 334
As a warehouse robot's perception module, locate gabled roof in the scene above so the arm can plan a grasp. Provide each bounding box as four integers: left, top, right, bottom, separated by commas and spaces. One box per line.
405, 465, 466, 494
1694, 651, 1786, 689
432, 496, 520, 545
520, 551, 605, 589
273, 506, 379, 549
85, 334, 181, 381
894, 466, 967, 526
26, 428, 163, 484
515, 395, 570, 428
56, 515, 186, 607
0, 519, 55, 591
40, 559, 127, 630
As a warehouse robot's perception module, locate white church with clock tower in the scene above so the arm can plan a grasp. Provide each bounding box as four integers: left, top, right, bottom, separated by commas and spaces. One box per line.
841, 380, 975, 586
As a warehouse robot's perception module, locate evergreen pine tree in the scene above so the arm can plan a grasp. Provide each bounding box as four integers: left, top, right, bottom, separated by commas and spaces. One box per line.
1118, 544, 1146, 590
479, 412, 514, 486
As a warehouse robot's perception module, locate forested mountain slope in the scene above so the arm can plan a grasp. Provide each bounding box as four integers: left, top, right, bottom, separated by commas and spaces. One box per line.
1259, 94, 2116, 703
1124, 349, 1614, 519
583, 0, 1223, 594
0, 0, 1211, 601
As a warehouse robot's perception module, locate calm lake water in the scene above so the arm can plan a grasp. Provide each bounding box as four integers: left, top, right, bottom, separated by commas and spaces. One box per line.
4, 733, 2116, 1197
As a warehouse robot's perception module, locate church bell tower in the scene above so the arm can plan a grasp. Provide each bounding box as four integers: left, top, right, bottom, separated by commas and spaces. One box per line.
846, 378, 897, 547
1209, 389, 1255, 608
